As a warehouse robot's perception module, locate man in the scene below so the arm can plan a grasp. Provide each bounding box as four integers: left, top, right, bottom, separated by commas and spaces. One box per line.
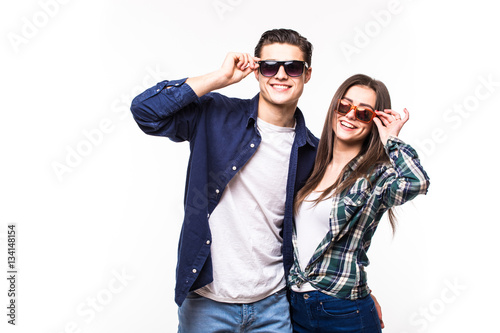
131, 29, 381, 332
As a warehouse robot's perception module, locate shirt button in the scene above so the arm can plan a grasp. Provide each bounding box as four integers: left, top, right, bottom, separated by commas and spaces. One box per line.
303, 293, 310, 300
192, 269, 197, 274
250, 143, 255, 148
206, 240, 211, 245
156, 89, 160, 92
215, 189, 220, 194
232, 166, 237, 171
207, 213, 210, 218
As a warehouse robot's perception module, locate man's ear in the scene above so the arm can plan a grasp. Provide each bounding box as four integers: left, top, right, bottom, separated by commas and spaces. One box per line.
254, 68, 260, 81
304, 66, 312, 84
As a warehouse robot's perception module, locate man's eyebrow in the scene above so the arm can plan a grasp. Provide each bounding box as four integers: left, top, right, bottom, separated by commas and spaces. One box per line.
343, 97, 374, 110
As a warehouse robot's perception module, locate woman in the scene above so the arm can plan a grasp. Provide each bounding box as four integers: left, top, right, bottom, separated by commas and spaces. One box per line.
288, 74, 430, 332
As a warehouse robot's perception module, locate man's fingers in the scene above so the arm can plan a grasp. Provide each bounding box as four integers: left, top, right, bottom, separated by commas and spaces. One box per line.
235, 53, 261, 71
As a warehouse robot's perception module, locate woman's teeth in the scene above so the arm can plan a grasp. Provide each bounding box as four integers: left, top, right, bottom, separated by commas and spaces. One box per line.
341, 121, 355, 129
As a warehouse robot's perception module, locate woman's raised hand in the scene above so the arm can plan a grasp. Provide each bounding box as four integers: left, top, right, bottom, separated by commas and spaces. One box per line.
373, 108, 409, 145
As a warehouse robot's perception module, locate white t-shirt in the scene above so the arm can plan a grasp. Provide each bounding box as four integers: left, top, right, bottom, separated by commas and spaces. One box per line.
195, 118, 295, 303
291, 190, 332, 292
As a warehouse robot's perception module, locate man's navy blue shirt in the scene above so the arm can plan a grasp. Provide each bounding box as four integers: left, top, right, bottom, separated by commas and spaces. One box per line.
130, 78, 318, 306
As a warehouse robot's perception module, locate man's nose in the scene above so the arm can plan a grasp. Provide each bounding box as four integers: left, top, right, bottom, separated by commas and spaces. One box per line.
274, 65, 288, 79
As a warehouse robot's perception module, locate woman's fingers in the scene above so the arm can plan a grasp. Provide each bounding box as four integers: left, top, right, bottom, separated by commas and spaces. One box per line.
375, 109, 409, 126
375, 110, 393, 126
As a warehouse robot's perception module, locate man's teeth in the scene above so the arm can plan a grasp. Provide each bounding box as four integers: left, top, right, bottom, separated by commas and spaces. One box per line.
341, 121, 355, 129
273, 85, 289, 89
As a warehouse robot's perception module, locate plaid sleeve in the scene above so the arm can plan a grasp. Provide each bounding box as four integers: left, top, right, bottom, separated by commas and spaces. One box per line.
378, 136, 430, 208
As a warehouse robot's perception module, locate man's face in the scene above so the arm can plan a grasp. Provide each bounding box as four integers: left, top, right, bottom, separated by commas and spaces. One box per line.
255, 43, 312, 110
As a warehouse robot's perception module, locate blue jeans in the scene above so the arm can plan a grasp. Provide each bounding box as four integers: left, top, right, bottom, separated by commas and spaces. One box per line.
290, 290, 381, 333
178, 288, 292, 333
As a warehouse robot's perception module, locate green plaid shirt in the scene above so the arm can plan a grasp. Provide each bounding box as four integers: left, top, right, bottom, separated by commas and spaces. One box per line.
289, 137, 430, 299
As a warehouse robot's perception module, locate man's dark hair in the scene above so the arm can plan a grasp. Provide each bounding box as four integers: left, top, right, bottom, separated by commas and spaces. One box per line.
254, 29, 313, 67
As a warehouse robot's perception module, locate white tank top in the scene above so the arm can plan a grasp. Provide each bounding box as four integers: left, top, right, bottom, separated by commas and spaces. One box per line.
291, 190, 332, 292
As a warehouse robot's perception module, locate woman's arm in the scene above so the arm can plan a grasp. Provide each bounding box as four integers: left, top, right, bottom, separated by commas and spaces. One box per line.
373, 108, 430, 207
379, 136, 430, 207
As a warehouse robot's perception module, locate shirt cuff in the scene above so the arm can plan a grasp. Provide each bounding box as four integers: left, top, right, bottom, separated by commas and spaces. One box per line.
156, 78, 199, 107
384, 136, 420, 160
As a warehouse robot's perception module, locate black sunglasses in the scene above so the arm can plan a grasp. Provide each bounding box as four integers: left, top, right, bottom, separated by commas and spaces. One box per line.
258, 60, 308, 77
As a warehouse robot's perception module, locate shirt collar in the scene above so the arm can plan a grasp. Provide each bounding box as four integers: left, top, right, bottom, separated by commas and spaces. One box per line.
246, 94, 260, 127
294, 106, 316, 148
246, 93, 316, 149
347, 154, 364, 171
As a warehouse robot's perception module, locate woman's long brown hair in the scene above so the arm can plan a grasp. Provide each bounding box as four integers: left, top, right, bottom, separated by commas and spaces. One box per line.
295, 74, 397, 232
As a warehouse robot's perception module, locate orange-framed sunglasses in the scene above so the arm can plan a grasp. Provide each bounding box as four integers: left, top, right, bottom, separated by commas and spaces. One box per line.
335, 99, 376, 123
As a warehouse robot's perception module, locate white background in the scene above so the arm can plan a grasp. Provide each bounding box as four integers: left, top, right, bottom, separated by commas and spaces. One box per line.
1, 0, 498, 332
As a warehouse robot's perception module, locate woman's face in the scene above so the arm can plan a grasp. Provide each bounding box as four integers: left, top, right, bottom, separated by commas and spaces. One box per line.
332, 85, 377, 145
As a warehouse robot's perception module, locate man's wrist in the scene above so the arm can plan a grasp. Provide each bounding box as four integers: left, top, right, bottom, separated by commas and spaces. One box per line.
187, 71, 228, 97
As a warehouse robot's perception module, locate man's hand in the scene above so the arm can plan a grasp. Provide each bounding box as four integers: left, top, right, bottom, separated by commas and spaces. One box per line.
219, 52, 260, 86
187, 52, 260, 97
370, 293, 385, 329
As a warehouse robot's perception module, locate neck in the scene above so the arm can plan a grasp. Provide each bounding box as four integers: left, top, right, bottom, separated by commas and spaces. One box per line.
257, 97, 297, 127
331, 138, 363, 168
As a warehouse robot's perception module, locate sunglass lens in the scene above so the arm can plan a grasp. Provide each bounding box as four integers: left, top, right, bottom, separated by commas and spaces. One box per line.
260, 62, 279, 76
356, 108, 374, 122
337, 101, 351, 114
285, 61, 304, 77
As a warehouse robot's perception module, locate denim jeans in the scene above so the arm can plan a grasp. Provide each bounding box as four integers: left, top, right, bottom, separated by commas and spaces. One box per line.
178, 288, 292, 333
290, 290, 381, 333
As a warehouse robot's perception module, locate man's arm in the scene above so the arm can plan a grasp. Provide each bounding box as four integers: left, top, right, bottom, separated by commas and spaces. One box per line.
130, 52, 259, 140
186, 52, 260, 97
